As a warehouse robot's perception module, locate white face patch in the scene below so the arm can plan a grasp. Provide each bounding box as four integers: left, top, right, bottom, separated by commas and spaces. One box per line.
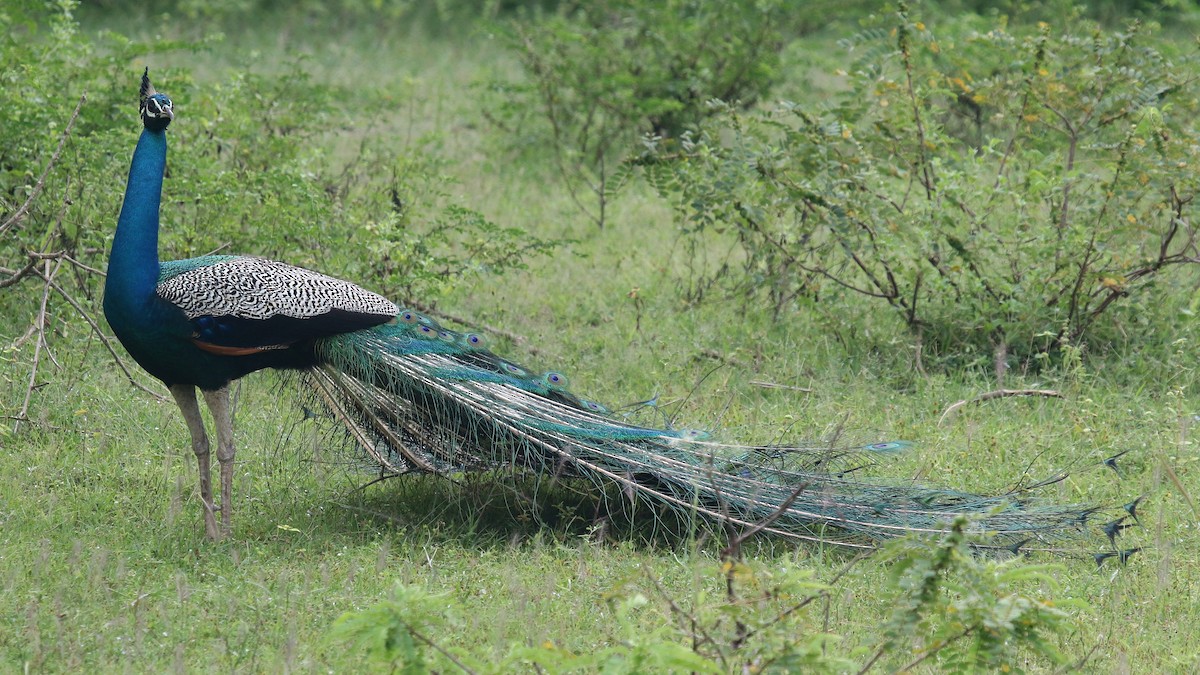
141, 96, 173, 120
157, 257, 398, 321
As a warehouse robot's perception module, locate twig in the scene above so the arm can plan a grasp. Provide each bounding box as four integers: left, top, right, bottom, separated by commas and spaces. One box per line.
742, 549, 872, 644
855, 644, 888, 675
29, 250, 107, 277
721, 483, 809, 560
1054, 641, 1101, 674
1, 93, 86, 235
748, 380, 813, 393
33, 264, 167, 402
407, 625, 477, 674
894, 625, 977, 673
646, 573, 725, 667
698, 348, 751, 371
938, 388, 1062, 426
7, 323, 38, 351
0, 259, 39, 289
1160, 448, 1198, 521
15, 260, 59, 433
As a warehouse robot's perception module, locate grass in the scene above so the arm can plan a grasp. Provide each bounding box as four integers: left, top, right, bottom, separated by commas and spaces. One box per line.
3, 5, 1200, 672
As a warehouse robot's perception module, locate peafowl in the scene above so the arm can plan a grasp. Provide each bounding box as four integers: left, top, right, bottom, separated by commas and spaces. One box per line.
105, 70, 1116, 553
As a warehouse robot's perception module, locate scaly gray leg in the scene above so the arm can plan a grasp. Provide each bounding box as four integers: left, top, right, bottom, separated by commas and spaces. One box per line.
170, 384, 220, 540
203, 386, 236, 537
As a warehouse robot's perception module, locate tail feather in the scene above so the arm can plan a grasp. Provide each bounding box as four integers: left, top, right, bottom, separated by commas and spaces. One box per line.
310, 313, 1106, 550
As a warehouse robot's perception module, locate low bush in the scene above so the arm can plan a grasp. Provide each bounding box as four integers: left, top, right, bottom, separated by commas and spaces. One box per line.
650, 4, 1200, 368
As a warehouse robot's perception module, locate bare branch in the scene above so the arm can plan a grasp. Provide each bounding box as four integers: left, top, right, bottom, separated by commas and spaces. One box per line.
0, 259, 39, 289
1, 93, 86, 235
15, 259, 60, 433
31, 263, 167, 402
721, 483, 808, 560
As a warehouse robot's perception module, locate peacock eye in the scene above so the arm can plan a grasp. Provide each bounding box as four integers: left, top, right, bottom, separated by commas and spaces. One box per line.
543, 371, 568, 388
581, 399, 609, 414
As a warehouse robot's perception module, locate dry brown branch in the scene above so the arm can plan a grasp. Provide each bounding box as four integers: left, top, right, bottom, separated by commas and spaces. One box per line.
7, 322, 38, 351
0, 259, 40, 289
15, 259, 60, 433
721, 483, 809, 560
1, 93, 86, 236
31, 260, 167, 402
29, 251, 106, 277
938, 388, 1062, 426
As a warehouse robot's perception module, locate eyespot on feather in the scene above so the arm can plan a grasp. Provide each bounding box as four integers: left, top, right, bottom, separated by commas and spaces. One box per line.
500, 361, 528, 377
542, 371, 569, 389
581, 399, 609, 415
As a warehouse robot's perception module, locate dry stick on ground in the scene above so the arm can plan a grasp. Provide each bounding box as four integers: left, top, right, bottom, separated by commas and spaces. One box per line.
748, 380, 814, 393
938, 388, 1063, 426
699, 348, 752, 372
0, 93, 86, 236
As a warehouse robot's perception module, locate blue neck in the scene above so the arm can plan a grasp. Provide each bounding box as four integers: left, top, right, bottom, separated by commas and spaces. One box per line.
108, 128, 166, 301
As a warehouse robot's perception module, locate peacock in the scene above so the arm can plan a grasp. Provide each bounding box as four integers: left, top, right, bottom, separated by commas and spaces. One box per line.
105, 70, 1121, 554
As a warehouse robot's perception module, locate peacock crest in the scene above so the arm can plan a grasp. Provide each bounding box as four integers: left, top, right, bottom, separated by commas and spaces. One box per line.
138, 68, 173, 131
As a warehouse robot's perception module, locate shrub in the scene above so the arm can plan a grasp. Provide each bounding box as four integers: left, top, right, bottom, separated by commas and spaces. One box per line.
650, 4, 1200, 368
1, 1, 551, 426
490, 0, 788, 228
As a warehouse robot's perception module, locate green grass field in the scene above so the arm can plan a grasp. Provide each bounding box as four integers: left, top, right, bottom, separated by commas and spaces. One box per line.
2, 4, 1199, 672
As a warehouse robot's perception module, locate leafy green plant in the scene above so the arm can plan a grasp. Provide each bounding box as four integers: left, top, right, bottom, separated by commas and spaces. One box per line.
651, 4, 1200, 369
329, 523, 1082, 674
865, 516, 1080, 673
1, 1, 552, 428
328, 582, 461, 673
347, 154, 558, 301
490, 0, 787, 228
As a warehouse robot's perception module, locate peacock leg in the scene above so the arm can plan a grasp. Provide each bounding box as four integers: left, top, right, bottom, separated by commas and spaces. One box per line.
170, 384, 220, 540
203, 386, 236, 537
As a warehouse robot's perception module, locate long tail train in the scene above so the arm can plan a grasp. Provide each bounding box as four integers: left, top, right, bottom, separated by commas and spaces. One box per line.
305, 310, 1109, 552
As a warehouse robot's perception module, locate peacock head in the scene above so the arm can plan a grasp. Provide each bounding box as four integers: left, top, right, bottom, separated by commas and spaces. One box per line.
138, 67, 174, 132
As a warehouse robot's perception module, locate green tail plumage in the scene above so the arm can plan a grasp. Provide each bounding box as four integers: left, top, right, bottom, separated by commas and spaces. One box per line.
310, 310, 1103, 551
